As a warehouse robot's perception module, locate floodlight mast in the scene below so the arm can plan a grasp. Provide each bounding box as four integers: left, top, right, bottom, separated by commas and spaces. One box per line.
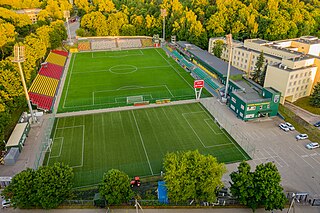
12, 45, 37, 123
161, 9, 167, 44
63, 10, 72, 45
224, 34, 233, 99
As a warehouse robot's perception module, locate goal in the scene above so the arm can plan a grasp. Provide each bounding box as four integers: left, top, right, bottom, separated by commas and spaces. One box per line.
127, 95, 144, 104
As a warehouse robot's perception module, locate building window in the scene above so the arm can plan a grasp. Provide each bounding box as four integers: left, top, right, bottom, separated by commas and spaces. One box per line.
290, 75, 294, 80
297, 87, 299, 91
287, 89, 290, 93
230, 104, 235, 110
305, 85, 308, 89
298, 80, 301, 85
303, 79, 305, 83
301, 86, 303, 90
289, 82, 292, 86
253, 55, 255, 59
244, 65, 247, 69
240, 112, 243, 117
234, 56, 236, 59
241, 104, 244, 110
304, 72, 307, 76
300, 73, 303, 77
309, 72, 312, 76
241, 58, 243, 62
245, 59, 247, 63
231, 97, 236, 103
247, 106, 256, 111
293, 81, 296, 85
267, 104, 270, 108
292, 88, 295, 92
304, 91, 306, 95
295, 74, 298, 78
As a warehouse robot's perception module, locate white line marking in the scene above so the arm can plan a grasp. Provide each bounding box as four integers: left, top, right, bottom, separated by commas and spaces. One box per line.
264, 148, 283, 167
63, 54, 76, 108
289, 147, 314, 168
49, 137, 64, 158
131, 111, 154, 175
269, 147, 289, 167
47, 119, 59, 165
204, 119, 223, 135
155, 48, 193, 89
296, 146, 320, 165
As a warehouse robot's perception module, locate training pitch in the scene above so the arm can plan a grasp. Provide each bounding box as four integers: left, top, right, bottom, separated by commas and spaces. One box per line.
47, 103, 250, 187
58, 48, 210, 112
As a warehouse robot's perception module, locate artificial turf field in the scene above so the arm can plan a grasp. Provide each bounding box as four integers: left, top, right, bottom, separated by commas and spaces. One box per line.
47, 103, 250, 187
58, 48, 210, 113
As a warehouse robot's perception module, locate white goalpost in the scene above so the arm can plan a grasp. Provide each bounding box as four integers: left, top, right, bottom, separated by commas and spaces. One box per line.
127, 95, 144, 104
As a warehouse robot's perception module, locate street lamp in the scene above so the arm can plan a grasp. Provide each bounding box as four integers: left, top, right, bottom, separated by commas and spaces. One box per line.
224, 34, 233, 101
12, 45, 37, 123
63, 10, 73, 45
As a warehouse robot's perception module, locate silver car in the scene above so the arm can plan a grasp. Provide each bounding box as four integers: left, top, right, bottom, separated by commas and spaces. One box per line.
306, 142, 319, 150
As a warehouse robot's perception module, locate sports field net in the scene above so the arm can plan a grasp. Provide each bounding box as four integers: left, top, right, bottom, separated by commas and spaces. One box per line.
127, 95, 144, 104
200, 98, 256, 159
33, 113, 55, 170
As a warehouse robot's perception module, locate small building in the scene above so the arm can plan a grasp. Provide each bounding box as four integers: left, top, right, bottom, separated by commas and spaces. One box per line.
5, 122, 30, 152
14, 8, 42, 24
4, 147, 20, 166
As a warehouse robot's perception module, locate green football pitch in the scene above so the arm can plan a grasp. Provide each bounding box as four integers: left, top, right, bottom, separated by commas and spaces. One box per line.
58, 48, 210, 113
47, 103, 250, 187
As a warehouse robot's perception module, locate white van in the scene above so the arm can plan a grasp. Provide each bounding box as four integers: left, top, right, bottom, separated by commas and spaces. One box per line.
1, 199, 11, 208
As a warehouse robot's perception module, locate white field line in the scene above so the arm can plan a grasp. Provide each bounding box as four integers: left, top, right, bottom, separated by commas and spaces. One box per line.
72, 125, 85, 168
204, 119, 223, 135
92, 49, 144, 58
63, 54, 77, 108
296, 145, 320, 165
56, 125, 84, 130
198, 104, 249, 159
47, 119, 59, 165
49, 137, 64, 158
289, 147, 314, 168
131, 111, 154, 175
263, 148, 283, 167
155, 49, 193, 89
164, 85, 174, 98
268, 147, 289, 167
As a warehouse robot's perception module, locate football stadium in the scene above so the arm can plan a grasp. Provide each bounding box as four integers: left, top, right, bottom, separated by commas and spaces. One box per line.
41, 38, 251, 187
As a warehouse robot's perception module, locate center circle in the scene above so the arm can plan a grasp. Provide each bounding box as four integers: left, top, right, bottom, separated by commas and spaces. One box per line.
109, 65, 137, 74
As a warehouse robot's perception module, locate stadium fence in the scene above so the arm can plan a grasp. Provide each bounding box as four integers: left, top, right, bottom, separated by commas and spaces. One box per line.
200, 98, 256, 159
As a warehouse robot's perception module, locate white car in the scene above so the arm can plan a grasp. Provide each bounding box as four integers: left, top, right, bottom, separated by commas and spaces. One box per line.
306, 142, 319, 150
296, 134, 308, 140
285, 122, 295, 131
1, 199, 11, 208
279, 123, 290, 131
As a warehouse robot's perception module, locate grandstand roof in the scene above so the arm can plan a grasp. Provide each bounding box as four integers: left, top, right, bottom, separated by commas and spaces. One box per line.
176, 41, 243, 77
52, 50, 69, 57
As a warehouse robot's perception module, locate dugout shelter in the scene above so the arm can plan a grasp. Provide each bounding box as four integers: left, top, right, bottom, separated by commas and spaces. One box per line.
5, 122, 30, 152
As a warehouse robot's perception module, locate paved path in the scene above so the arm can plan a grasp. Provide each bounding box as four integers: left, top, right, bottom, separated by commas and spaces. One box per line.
55, 99, 198, 118
3, 206, 320, 213
284, 102, 320, 126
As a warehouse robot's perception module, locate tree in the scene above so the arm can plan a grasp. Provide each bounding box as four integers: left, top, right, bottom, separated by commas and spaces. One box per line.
310, 82, 320, 107
259, 64, 267, 86
35, 163, 74, 209
211, 40, 225, 58
230, 161, 287, 212
99, 169, 133, 205
252, 51, 264, 83
163, 150, 226, 203
1, 163, 74, 209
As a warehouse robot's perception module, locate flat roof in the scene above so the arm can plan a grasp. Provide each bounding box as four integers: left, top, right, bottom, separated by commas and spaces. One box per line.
177, 41, 243, 77
250, 39, 270, 45
270, 63, 317, 72
6, 123, 28, 147
236, 46, 282, 61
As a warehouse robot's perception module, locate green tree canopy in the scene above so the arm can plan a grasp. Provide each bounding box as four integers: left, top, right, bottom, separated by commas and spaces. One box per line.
2, 163, 74, 209
211, 40, 225, 58
310, 82, 320, 107
252, 51, 264, 84
99, 169, 133, 205
164, 150, 226, 203
230, 161, 287, 212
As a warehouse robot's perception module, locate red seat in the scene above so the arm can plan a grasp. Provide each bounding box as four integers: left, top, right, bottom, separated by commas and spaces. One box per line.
29, 92, 54, 111
38, 63, 64, 80
52, 50, 69, 57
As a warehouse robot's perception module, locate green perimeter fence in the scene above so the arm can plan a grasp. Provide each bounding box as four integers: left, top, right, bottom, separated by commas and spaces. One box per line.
60, 88, 210, 112
33, 113, 56, 170
200, 98, 256, 159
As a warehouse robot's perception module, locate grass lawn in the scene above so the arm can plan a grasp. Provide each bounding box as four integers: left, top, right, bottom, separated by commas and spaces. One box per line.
46, 103, 250, 187
293, 97, 320, 115
58, 48, 210, 113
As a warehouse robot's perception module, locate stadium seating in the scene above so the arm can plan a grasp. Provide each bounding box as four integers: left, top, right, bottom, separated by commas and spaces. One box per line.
78, 41, 91, 51
29, 75, 59, 97
52, 50, 69, 57
29, 92, 54, 111
46, 52, 67, 67
91, 40, 117, 50
38, 63, 64, 80
117, 39, 142, 48
141, 38, 153, 47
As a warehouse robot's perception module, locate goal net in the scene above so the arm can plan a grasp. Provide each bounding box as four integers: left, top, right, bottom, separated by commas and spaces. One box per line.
127, 95, 144, 104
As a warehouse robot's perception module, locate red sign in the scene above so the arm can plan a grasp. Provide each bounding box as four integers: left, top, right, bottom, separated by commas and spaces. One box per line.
194, 80, 204, 88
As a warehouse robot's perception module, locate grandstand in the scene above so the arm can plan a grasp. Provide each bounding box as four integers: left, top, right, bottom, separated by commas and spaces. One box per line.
28, 50, 68, 111
117, 38, 142, 48
91, 39, 117, 50
38, 63, 64, 80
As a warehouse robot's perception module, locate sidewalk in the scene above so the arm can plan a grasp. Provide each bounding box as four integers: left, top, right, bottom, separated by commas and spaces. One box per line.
284, 102, 320, 125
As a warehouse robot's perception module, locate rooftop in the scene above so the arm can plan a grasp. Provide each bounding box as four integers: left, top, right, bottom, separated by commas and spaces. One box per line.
176, 41, 243, 77
232, 79, 270, 103
6, 122, 28, 147
269, 63, 317, 72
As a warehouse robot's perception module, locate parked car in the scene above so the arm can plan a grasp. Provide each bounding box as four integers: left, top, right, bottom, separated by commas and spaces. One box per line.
314, 121, 320, 127
306, 142, 319, 150
296, 134, 308, 140
285, 122, 295, 131
279, 123, 290, 131
1, 199, 11, 208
